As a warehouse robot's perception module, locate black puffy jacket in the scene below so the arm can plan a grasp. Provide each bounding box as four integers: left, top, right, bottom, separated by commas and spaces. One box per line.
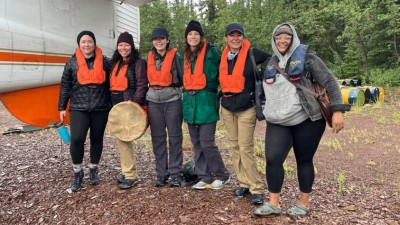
58, 54, 111, 112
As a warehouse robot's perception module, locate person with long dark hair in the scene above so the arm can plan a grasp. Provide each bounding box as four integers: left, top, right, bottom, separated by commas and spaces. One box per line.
181, 20, 230, 190
58, 31, 111, 192
109, 32, 148, 189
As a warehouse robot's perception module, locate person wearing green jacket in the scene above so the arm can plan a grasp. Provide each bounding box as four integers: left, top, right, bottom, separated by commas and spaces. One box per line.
181, 20, 230, 190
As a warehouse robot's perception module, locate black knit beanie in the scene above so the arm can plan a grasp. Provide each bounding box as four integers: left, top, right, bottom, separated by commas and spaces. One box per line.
185, 20, 204, 37
117, 32, 134, 47
77, 30, 96, 45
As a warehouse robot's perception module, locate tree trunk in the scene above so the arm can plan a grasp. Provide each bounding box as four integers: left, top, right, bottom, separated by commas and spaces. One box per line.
357, 34, 370, 83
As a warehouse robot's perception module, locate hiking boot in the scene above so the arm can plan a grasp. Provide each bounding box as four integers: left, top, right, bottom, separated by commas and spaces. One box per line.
210, 177, 230, 190
71, 170, 84, 192
89, 167, 100, 185
191, 180, 211, 190
118, 179, 139, 189
117, 174, 125, 184
169, 176, 183, 187
154, 178, 168, 187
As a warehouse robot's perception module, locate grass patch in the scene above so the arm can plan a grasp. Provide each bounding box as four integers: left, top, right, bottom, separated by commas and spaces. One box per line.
320, 138, 343, 151
336, 171, 346, 193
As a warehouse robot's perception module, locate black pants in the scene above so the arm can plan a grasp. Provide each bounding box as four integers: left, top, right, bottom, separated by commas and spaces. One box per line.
69, 110, 109, 165
265, 118, 326, 193
187, 123, 230, 183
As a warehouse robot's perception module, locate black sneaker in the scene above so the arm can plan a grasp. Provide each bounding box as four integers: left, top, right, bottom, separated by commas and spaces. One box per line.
169, 176, 183, 187
71, 170, 84, 192
250, 194, 264, 205
117, 174, 125, 184
118, 179, 139, 189
89, 167, 100, 185
154, 178, 168, 187
234, 187, 250, 197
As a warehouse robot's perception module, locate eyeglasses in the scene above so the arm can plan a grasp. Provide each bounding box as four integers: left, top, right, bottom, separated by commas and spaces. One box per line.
275, 36, 292, 41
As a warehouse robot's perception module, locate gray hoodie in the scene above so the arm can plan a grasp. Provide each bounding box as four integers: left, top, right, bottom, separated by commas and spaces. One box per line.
263, 23, 348, 126
263, 23, 308, 125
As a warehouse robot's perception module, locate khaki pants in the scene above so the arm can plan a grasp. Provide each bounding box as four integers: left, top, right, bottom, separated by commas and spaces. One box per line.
116, 139, 137, 180
221, 106, 263, 194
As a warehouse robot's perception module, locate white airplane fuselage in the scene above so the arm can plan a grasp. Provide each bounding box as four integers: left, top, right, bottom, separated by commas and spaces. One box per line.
0, 0, 152, 127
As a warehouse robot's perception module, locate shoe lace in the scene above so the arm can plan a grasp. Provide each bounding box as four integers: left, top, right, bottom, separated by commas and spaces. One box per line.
172, 177, 181, 183
90, 168, 97, 176
74, 172, 82, 184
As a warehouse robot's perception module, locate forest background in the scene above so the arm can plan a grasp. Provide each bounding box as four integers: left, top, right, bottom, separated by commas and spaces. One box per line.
139, 0, 400, 87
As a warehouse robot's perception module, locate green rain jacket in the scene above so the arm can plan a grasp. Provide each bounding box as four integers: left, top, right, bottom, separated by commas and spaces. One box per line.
180, 43, 221, 124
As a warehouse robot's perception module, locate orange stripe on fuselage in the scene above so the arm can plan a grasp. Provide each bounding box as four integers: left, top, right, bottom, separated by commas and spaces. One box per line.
0, 52, 69, 64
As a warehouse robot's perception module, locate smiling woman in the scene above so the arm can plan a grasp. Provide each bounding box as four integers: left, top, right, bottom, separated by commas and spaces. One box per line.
58, 30, 111, 193
77, 33, 96, 58
255, 23, 350, 217
146, 27, 184, 188
180, 20, 231, 191
219, 23, 271, 205
109, 31, 149, 190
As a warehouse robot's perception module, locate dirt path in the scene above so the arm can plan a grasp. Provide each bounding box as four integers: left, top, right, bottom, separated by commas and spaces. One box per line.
1, 89, 400, 224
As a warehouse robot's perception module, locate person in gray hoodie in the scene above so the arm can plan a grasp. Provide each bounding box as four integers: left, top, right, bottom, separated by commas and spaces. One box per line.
254, 23, 350, 217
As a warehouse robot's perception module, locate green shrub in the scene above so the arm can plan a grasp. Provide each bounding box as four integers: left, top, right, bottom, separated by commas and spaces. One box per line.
367, 68, 400, 87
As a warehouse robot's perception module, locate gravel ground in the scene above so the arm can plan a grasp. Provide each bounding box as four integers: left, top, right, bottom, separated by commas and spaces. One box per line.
1, 89, 400, 224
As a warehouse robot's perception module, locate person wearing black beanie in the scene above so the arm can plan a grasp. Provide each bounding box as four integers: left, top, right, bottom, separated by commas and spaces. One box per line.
109, 31, 149, 189
117, 32, 134, 47
59, 30, 110, 192
185, 20, 204, 37
180, 20, 230, 191
76, 30, 96, 46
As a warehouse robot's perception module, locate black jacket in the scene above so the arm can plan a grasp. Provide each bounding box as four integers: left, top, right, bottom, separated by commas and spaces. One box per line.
58, 54, 111, 112
221, 47, 271, 112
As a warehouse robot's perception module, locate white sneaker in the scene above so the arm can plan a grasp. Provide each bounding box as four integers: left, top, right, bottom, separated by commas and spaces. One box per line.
191, 181, 210, 190
210, 177, 230, 190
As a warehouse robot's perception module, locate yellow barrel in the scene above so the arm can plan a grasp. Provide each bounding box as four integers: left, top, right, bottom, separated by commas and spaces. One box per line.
378, 86, 384, 101
341, 87, 365, 106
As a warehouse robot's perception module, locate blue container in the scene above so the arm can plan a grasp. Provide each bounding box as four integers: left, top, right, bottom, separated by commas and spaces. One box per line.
57, 126, 71, 144
369, 87, 380, 103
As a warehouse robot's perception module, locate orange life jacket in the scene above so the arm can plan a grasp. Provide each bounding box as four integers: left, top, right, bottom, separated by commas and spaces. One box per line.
183, 41, 207, 90
110, 60, 129, 91
75, 47, 106, 85
147, 48, 177, 86
219, 39, 251, 93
